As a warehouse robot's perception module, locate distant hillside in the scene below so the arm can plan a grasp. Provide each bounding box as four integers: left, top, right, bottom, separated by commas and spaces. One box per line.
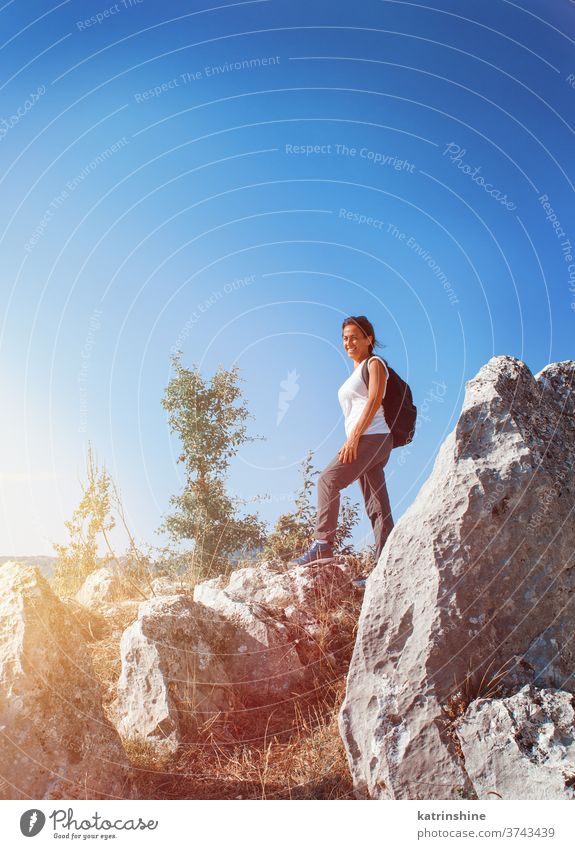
0, 546, 264, 582
0, 556, 57, 579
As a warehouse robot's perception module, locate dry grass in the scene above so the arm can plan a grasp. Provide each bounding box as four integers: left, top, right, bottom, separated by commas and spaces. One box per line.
121, 734, 173, 772
127, 677, 355, 800
444, 656, 514, 720
441, 656, 515, 763
87, 600, 141, 708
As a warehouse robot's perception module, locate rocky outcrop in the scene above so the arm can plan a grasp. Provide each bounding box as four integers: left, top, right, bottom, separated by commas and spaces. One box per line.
458, 685, 575, 800
0, 562, 133, 800
112, 558, 359, 753
0, 549, 363, 792
339, 356, 575, 800
194, 560, 351, 699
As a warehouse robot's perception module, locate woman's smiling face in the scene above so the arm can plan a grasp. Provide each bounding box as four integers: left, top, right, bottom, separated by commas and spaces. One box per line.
342, 323, 373, 363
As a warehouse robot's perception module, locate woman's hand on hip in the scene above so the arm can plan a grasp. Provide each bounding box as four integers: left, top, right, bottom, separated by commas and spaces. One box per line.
338, 434, 360, 464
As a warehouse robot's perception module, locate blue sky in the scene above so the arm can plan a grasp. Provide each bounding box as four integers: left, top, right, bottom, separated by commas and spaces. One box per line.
0, 0, 573, 556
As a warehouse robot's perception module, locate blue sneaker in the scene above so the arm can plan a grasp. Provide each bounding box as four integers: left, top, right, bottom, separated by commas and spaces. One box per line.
287, 539, 335, 567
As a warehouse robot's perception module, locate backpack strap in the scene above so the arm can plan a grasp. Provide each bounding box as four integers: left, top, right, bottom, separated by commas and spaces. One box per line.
361, 356, 389, 397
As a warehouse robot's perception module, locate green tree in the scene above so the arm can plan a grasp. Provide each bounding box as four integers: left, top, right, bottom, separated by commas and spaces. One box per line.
262, 449, 360, 561
160, 352, 267, 581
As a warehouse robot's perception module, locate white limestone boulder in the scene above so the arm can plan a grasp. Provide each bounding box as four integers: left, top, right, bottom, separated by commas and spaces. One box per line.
458, 685, 575, 800
110, 595, 231, 755
193, 559, 353, 702
193, 571, 307, 705
0, 562, 133, 800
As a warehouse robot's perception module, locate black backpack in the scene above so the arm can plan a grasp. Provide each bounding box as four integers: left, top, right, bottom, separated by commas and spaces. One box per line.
361, 357, 417, 448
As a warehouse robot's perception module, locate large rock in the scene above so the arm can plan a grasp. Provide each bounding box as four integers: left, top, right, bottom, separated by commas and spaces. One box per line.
458, 685, 575, 800
194, 560, 353, 702
339, 356, 575, 799
0, 562, 133, 800
110, 595, 232, 755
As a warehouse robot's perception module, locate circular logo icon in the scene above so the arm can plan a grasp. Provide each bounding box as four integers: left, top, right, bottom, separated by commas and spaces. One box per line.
19, 810, 46, 837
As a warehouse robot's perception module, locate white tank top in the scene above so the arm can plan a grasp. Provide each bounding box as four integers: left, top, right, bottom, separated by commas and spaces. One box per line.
338, 356, 391, 439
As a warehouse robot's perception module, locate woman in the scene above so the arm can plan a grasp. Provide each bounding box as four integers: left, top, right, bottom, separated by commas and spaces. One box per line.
288, 315, 394, 569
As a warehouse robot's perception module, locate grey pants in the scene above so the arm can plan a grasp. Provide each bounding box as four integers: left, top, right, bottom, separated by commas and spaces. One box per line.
314, 432, 394, 562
